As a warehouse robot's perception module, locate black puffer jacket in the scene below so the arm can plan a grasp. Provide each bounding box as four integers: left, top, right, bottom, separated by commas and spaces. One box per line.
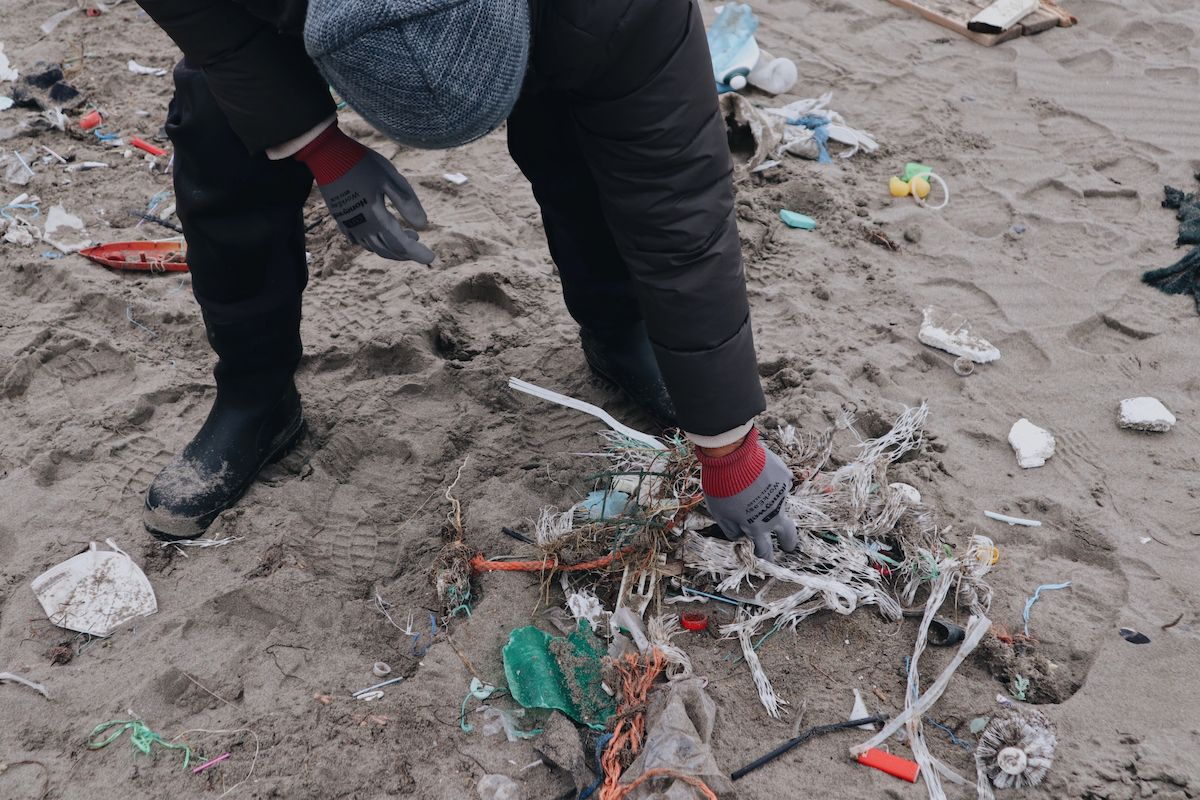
136, 0, 766, 436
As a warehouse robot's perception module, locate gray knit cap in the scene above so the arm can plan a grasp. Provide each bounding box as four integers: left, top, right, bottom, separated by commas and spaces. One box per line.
305, 0, 530, 150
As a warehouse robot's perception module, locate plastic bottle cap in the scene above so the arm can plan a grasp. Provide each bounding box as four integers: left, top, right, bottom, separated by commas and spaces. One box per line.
681, 612, 708, 631
729, 75, 747, 90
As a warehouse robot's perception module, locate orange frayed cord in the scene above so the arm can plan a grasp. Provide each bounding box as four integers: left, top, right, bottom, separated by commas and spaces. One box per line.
470, 547, 634, 575
596, 649, 717, 800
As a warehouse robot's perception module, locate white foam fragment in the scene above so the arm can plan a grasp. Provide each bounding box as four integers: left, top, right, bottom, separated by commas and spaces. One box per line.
1118, 397, 1175, 432
443, 172, 468, 185
1008, 418, 1055, 469
889, 482, 921, 504
918, 306, 1000, 363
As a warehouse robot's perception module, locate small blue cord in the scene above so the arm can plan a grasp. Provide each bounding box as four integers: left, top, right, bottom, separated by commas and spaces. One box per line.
579, 733, 613, 800
412, 613, 435, 656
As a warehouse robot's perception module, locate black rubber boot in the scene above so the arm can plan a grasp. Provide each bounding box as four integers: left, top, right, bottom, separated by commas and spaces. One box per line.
144, 301, 305, 540
580, 321, 679, 432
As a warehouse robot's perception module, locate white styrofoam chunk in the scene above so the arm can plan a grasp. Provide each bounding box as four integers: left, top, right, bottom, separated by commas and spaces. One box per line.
969, 0, 1039, 32
918, 306, 1001, 363
443, 172, 468, 185
1119, 397, 1175, 432
1008, 418, 1055, 469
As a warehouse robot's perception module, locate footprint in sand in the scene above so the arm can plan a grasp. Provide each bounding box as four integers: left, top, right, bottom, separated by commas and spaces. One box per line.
1065, 312, 1160, 355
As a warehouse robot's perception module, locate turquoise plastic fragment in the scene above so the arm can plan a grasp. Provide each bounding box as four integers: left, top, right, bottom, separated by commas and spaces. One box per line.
580, 490, 633, 520
707, 3, 759, 80
503, 622, 614, 728
780, 209, 816, 229
903, 162, 933, 182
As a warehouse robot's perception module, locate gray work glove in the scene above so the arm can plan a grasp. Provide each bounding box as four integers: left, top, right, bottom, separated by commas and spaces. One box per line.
697, 429, 798, 563
294, 124, 435, 264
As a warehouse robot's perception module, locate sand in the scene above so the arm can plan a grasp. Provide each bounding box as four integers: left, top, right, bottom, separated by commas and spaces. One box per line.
2, 0, 1199, 798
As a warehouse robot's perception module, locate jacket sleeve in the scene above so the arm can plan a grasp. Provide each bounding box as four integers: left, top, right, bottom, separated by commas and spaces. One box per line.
137, 0, 336, 154
568, 0, 766, 437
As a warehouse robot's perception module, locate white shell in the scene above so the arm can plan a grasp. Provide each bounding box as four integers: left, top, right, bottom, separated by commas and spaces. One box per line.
889, 482, 921, 504
918, 306, 1001, 363
1008, 418, 1055, 469
31, 540, 157, 637
1118, 397, 1175, 432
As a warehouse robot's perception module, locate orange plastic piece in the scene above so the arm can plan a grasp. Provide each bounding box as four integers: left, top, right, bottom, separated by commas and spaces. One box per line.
857, 748, 920, 782
79, 241, 188, 273
79, 110, 103, 130
130, 137, 168, 157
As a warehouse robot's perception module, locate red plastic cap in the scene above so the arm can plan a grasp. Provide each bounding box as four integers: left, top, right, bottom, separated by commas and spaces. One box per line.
857, 749, 920, 782
79, 110, 103, 130
681, 612, 708, 631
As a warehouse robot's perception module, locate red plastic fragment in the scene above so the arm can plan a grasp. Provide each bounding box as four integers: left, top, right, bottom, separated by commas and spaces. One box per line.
857, 748, 920, 782
680, 612, 708, 631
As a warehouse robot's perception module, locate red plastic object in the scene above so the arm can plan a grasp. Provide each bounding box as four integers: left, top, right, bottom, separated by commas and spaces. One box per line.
86, 7, 101, 16
79, 110, 103, 130
79, 241, 188, 273
857, 749, 920, 782
130, 137, 168, 157
681, 612, 708, 631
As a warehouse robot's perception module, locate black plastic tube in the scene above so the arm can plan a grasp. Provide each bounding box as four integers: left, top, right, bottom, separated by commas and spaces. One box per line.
731, 715, 891, 780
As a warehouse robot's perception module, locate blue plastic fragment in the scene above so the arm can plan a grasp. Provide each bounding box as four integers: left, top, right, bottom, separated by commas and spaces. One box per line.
780, 209, 815, 230
580, 490, 632, 520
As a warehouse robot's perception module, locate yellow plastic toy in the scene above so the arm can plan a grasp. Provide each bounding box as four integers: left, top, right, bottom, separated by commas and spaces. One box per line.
889, 176, 910, 197
910, 175, 931, 199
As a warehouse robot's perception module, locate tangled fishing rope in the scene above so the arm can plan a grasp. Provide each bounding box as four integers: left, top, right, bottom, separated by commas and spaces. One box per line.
88, 720, 193, 769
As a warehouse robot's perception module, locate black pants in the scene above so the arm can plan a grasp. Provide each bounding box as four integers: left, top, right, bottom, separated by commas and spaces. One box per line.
167, 58, 312, 316
168, 61, 634, 337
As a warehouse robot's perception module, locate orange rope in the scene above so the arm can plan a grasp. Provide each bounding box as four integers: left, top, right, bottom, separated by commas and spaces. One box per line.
609, 768, 719, 800
469, 547, 634, 576
599, 649, 673, 800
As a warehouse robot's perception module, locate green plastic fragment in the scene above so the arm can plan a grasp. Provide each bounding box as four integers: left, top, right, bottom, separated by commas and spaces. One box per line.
503, 622, 614, 728
903, 162, 933, 181
780, 209, 815, 229
969, 717, 989, 734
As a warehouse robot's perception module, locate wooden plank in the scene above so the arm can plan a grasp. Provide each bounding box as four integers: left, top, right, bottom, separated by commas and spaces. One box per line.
881, 0, 1066, 46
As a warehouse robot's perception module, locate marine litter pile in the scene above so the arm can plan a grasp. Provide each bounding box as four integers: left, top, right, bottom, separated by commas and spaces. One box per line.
441, 385, 1038, 799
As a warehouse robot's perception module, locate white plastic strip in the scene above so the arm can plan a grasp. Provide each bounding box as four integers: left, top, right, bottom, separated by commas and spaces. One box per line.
508, 378, 665, 450
850, 614, 991, 756
984, 511, 1041, 527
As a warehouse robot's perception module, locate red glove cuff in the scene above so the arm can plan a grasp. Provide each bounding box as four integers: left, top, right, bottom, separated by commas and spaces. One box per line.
293, 123, 368, 185
696, 427, 766, 498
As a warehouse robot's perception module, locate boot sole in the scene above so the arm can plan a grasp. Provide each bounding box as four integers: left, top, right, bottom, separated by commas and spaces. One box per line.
145, 412, 306, 542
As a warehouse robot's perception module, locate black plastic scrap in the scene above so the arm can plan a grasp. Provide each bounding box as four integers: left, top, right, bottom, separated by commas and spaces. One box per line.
928, 618, 966, 647
1142, 175, 1200, 312
731, 715, 890, 780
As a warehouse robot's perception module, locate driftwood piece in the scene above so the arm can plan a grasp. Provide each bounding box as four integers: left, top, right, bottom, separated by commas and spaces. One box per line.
881, 0, 1072, 46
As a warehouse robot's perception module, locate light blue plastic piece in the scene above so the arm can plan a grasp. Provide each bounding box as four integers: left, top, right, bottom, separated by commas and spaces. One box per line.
580, 490, 632, 520
708, 3, 759, 85
780, 209, 816, 230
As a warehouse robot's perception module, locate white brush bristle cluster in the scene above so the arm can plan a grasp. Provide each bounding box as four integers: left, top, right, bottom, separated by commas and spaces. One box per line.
975, 708, 1057, 796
